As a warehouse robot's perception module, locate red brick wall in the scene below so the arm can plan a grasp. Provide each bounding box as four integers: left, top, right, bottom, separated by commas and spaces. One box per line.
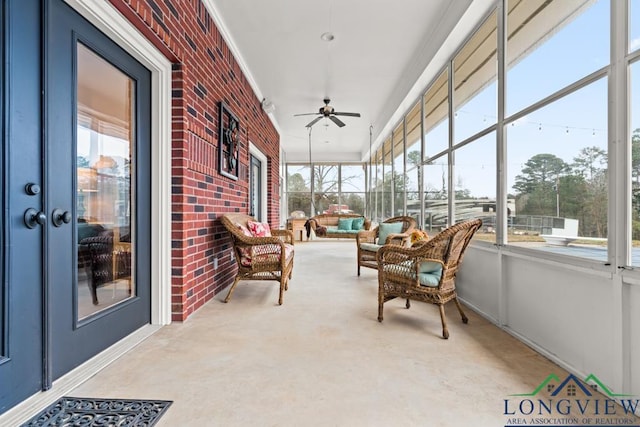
108, 0, 281, 321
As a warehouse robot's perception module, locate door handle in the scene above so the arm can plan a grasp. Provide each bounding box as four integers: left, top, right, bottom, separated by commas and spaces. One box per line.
24, 208, 47, 229
52, 208, 71, 227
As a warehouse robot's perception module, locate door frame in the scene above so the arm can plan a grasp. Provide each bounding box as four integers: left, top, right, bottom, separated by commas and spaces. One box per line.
0, 0, 171, 423
249, 142, 268, 223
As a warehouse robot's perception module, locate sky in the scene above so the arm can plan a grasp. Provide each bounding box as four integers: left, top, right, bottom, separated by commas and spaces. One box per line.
400, 0, 640, 199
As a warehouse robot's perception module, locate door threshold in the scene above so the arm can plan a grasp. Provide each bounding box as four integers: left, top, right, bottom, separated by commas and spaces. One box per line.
0, 324, 161, 425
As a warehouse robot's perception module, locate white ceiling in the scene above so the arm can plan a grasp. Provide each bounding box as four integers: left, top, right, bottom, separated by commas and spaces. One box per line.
207, 0, 485, 163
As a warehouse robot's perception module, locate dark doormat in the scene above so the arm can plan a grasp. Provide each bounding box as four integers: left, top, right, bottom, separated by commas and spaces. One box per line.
20, 397, 173, 426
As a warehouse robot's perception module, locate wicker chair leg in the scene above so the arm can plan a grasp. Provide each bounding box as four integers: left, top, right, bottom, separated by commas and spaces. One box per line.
278, 281, 285, 305
89, 280, 99, 306
357, 264, 361, 276
454, 297, 468, 324
438, 304, 449, 339
405, 299, 410, 309
377, 301, 384, 322
223, 276, 241, 303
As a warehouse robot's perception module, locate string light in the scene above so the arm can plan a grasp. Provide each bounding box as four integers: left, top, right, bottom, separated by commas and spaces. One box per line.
453, 109, 605, 135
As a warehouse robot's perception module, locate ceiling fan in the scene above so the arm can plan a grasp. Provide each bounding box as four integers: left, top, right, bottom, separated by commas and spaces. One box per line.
294, 98, 361, 128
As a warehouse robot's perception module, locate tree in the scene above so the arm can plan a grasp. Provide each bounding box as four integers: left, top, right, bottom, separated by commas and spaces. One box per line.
513, 153, 569, 194
311, 165, 363, 214
407, 150, 422, 196
571, 147, 607, 237
572, 146, 606, 181
287, 172, 308, 192
513, 154, 569, 217
632, 128, 640, 187
631, 129, 640, 239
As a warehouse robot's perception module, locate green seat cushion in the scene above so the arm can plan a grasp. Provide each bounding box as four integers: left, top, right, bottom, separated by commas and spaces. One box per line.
326, 226, 339, 232
351, 217, 365, 230
359, 242, 382, 252
377, 222, 404, 244
338, 218, 354, 230
418, 271, 442, 287
418, 260, 443, 274
334, 229, 356, 234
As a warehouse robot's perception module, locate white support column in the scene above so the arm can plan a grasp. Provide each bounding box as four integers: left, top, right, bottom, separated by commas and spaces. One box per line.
609, 0, 629, 394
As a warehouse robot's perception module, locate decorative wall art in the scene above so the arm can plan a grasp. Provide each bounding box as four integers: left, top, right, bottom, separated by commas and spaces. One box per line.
218, 101, 240, 180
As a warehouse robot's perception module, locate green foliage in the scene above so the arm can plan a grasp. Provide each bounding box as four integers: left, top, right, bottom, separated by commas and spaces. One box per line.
513, 148, 609, 238
513, 153, 569, 194
287, 173, 308, 191
632, 129, 640, 239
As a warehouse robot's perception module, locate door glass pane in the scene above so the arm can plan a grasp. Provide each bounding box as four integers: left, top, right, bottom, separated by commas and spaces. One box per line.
77, 43, 135, 319
250, 155, 261, 220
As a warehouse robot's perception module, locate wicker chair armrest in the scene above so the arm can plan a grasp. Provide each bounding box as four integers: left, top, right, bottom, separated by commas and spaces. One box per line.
235, 234, 286, 247
377, 243, 417, 260
271, 229, 295, 245
377, 236, 448, 265
383, 232, 411, 245
376, 242, 440, 263
356, 229, 377, 244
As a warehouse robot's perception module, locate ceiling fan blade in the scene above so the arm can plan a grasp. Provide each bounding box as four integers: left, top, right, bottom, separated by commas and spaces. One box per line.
332, 112, 361, 117
294, 113, 320, 117
306, 116, 323, 128
329, 116, 346, 127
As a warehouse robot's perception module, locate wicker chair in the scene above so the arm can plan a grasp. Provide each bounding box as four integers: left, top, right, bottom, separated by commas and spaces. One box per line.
220, 213, 295, 305
356, 216, 417, 276
81, 234, 132, 306
376, 218, 482, 339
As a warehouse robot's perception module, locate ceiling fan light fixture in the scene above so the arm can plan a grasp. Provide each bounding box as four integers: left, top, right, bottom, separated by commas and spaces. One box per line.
320, 32, 335, 42
261, 98, 276, 114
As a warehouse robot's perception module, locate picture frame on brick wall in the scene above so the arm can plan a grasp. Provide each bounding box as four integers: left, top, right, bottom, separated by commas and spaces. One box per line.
218, 101, 240, 180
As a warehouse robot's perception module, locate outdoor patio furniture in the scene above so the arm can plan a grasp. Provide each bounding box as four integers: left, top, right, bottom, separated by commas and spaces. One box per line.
356, 216, 417, 276
305, 213, 371, 239
220, 213, 295, 305
81, 234, 132, 306
376, 218, 482, 339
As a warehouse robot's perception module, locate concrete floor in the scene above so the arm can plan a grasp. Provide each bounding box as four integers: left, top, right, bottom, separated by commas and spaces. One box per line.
61, 240, 634, 426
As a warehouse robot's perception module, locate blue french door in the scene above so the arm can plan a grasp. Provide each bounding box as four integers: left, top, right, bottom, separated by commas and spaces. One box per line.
46, 0, 151, 379
0, 0, 45, 414
0, 0, 152, 413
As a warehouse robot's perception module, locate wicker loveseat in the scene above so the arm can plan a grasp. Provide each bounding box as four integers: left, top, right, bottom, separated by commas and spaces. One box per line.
306, 213, 371, 239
